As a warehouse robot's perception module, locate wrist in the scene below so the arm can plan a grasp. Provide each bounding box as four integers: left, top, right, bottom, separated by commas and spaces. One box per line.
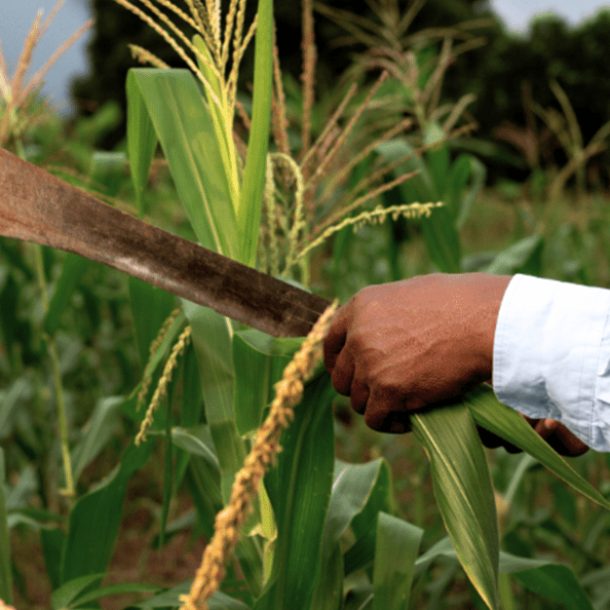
473, 274, 512, 382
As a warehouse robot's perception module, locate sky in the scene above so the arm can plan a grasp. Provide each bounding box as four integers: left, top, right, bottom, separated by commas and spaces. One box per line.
0, 0, 609, 117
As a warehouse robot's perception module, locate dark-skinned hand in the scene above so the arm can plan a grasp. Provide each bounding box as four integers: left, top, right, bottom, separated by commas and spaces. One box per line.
323, 273, 588, 458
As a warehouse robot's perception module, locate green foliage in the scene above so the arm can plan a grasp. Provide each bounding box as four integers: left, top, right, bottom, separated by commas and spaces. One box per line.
126, 69, 239, 259
239, 0, 273, 266
412, 404, 499, 610
372, 513, 423, 610
3, 2, 610, 610
0, 449, 12, 605
61, 434, 155, 583
254, 374, 335, 610
377, 129, 487, 274
472, 11, 610, 149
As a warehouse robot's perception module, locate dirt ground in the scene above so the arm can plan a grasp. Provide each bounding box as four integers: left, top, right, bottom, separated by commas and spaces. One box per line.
9, 479, 209, 610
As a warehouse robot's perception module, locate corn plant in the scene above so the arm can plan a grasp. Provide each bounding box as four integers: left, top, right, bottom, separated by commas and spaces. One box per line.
533, 79, 610, 202
0, 1, 93, 153
120, 2, 609, 607
1, 2, 610, 610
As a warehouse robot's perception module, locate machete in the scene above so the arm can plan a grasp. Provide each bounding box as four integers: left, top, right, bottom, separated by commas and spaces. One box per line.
0, 147, 331, 337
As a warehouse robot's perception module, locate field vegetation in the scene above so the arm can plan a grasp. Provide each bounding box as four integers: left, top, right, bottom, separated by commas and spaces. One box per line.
1, 1, 610, 609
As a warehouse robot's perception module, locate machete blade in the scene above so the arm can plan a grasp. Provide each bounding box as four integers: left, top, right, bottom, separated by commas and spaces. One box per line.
0, 147, 331, 337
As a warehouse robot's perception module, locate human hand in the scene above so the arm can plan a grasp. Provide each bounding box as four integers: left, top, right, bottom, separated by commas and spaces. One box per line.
323, 273, 511, 432
475, 379, 589, 456
477, 414, 589, 457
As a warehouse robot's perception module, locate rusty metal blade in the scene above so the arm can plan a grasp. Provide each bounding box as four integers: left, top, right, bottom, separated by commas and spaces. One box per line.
0, 148, 331, 337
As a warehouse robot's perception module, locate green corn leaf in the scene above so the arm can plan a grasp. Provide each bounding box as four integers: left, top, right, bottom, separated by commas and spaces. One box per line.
63, 582, 161, 608
450, 154, 486, 231
343, 459, 394, 576
233, 333, 274, 436
233, 535, 264, 602
184, 444, 262, 599
377, 139, 435, 202
51, 573, 106, 610
182, 301, 246, 503
254, 373, 336, 610
132, 580, 250, 609
325, 459, 392, 571
239, 0, 273, 266
193, 36, 240, 214
483, 235, 543, 276
234, 328, 303, 359
89, 151, 127, 197
313, 458, 392, 608
313, 543, 343, 610
44, 253, 89, 336
514, 565, 594, 610
174, 344, 205, 487
0, 449, 12, 605
464, 384, 610, 511
416, 535, 592, 587
128, 276, 179, 369
0, 378, 29, 440
6, 508, 64, 530
424, 123, 450, 200
372, 512, 423, 610
127, 74, 158, 216
70, 396, 122, 484
504, 453, 538, 504
184, 452, 222, 541
376, 137, 461, 272
233, 330, 298, 436
41, 528, 65, 591
412, 403, 499, 610
181, 304, 262, 595
61, 432, 154, 583
419, 204, 462, 273
414, 536, 594, 610
172, 425, 218, 468
126, 69, 238, 259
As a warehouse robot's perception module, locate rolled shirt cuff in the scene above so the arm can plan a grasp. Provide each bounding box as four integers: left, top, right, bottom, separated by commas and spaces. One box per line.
492, 274, 610, 452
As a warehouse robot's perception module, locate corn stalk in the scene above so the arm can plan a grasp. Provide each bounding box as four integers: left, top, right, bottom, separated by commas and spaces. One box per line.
116, 2, 610, 610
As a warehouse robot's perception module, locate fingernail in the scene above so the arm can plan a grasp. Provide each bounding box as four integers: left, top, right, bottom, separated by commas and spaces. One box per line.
544, 419, 558, 432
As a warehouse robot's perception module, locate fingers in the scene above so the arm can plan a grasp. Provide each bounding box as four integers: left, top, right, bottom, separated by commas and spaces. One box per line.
349, 376, 369, 414
323, 302, 349, 374
330, 362, 415, 434
362, 386, 397, 431
479, 417, 590, 457
330, 345, 354, 396
477, 426, 505, 449
477, 426, 522, 453
363, 386, 425, 433
543, 421, 589, 457
533, 418, 558, 440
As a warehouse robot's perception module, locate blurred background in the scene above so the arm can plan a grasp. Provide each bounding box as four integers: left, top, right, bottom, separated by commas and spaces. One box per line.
3, 0, 610, 189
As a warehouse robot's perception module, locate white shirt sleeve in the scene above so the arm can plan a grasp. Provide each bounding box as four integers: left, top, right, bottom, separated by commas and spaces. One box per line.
492, 274, 610, 452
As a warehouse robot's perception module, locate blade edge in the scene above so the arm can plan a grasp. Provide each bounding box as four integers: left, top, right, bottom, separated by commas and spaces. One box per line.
0, 148, 331, 337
